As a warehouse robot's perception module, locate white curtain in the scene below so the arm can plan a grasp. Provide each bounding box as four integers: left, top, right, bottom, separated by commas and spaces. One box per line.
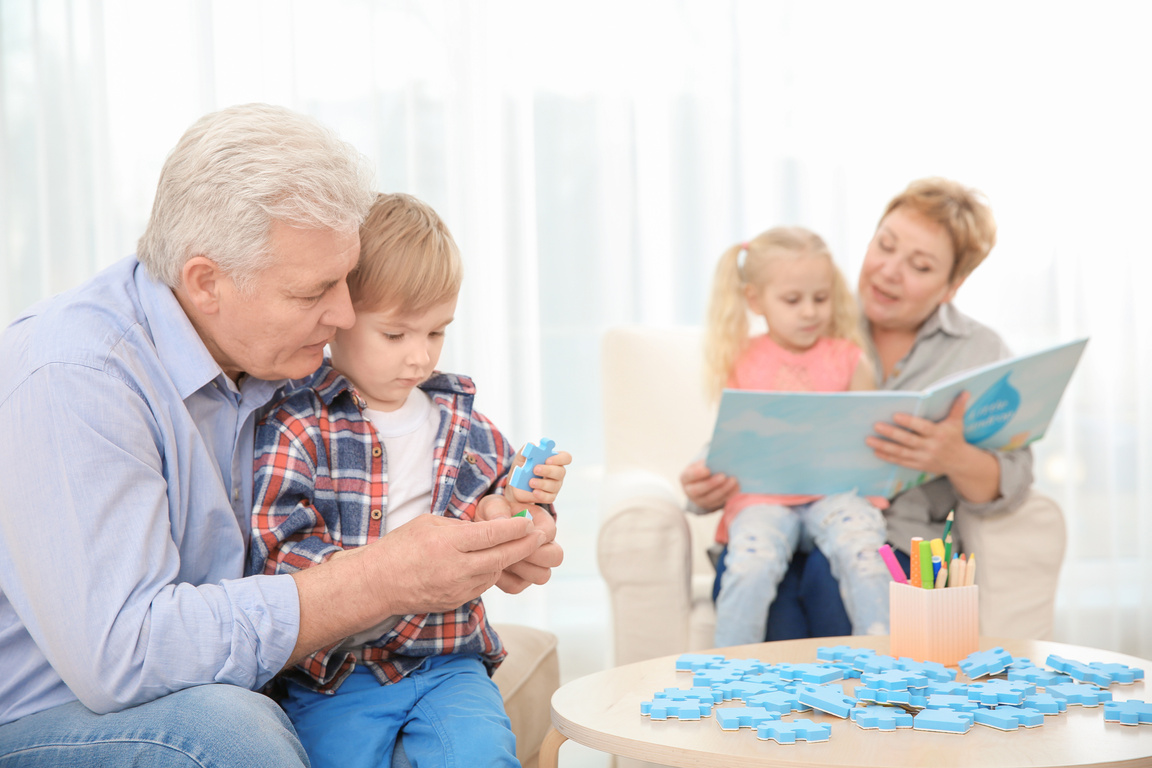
4, 0, 1150, 679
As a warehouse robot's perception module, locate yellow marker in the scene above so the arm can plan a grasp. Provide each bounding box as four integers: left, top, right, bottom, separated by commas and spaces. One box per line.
929, 537, 945, 560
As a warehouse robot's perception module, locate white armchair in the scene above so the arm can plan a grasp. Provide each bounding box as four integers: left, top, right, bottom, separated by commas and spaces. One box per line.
597, 325, 1068, 669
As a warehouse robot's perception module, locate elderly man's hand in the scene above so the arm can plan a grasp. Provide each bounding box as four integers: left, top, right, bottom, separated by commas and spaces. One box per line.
362, 513, 544, 615
476, 495, 564, 593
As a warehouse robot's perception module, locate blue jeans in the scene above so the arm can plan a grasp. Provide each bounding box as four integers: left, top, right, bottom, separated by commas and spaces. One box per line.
281, 654, 516, 768
0, 684, 307, 767
714, 543, 913, 641
713, 492, 890, 646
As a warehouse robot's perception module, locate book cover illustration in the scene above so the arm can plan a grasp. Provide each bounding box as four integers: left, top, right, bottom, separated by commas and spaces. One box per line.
704, 338, 1087, 499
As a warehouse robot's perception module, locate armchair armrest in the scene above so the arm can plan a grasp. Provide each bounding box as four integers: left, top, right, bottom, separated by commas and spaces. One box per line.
598, 470, 694, 666
955, 490, 1066, 640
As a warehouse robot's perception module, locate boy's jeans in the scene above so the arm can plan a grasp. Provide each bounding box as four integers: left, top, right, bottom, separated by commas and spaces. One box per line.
281, 654, 516, 768
714, 492, 890, 647
0, 684, 307, 767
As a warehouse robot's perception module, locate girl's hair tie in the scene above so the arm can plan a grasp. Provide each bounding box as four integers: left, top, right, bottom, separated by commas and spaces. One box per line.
736, 242, 749, 279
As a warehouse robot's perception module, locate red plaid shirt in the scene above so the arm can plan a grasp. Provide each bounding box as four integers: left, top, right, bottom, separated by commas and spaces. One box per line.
248, 364, 519, 693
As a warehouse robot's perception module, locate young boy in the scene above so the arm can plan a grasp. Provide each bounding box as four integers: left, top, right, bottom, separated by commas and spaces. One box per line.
247, 192, 570, 768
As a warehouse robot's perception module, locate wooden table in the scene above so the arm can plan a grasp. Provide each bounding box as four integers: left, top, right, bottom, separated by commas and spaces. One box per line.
540, 636, 1152, 767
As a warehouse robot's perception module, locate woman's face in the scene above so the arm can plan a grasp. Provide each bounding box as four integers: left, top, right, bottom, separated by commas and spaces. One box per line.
858, 206, 961, 333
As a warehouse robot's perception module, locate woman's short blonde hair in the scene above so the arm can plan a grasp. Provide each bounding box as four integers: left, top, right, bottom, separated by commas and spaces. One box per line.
349, 193, 463, 313
881, 177, 997, 283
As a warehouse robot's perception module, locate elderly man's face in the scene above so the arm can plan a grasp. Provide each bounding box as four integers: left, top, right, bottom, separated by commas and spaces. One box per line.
211, 221, 360, 382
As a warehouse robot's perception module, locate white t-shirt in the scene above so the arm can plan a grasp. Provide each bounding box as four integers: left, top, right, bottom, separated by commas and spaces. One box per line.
340, 387, 441, 651
364, 388, 441, 534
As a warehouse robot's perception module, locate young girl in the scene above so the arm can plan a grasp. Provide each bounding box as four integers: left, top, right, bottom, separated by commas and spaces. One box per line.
705, 226, 890, 646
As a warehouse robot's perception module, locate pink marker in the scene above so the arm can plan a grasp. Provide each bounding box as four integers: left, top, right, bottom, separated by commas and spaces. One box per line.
878, 544, 908, 584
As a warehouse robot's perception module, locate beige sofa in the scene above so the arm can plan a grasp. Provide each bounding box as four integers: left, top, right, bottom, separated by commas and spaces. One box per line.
490, 624, 560, 768
597, 326, 1068, 669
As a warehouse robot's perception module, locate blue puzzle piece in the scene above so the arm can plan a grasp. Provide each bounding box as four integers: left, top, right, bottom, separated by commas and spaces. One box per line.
861, 670, 928, 692
1046, 682, 1113, 707
1008, 665, 1072, 688
692, 669, 739, 687
967, 680, 1034, 707
848, 649, 884, 672
1103, 699, 1152, 725
798, 684, 857, 718
509, 439, 557, 491
741, 671, 792, 689
913, 709, 974, 734
644, 700, 710, 720
787, 663, 845, 684
851, 705, 914, 731
675, 653, 725, 672
745, 690, 808, 715
653, 687, 722, 704
1087, 662, 1144, 686
715, 706, 780, 731
817, 645, 855, 662
958, 647, 1013, 679
715, 681, 778, 702
1046, 654, 1114, 687
895, 657, 956, 682
756, 718, 832, 744
859, 654, 899, 674
925, 694, 979, 712
1021, 693, 1068, 715
974, 706, 1045, 730
925, 681, 969, 696
855, 686, 911, 706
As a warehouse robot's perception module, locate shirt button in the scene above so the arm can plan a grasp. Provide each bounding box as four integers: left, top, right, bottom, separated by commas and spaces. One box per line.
232, 488, 240, 501
372, 447, 382, 458
464, 454, 477, 465
370, 509, 383, 520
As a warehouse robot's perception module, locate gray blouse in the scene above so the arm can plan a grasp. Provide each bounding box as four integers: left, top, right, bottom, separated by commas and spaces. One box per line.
863, 302, 1034, 554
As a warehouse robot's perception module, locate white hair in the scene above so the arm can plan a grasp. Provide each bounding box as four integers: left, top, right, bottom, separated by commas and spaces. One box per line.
137, 103, 377, 290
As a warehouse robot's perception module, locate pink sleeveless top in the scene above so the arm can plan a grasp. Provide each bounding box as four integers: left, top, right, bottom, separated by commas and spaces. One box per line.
716, 335, 884, 544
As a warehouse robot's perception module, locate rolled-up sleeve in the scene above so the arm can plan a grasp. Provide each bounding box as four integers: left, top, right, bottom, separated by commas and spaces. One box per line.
956, 446, 1034, 518
0, 362, 299, 715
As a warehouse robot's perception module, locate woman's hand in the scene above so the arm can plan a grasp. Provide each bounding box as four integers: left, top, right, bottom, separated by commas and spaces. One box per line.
680, 460, 740, 512
866, 391, 1001, 503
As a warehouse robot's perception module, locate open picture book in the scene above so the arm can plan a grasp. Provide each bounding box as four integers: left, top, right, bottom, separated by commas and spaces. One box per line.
704, 338, 1088, 498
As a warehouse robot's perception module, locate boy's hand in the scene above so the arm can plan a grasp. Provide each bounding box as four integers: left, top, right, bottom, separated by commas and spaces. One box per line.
504, 450, 572, 506
475, 495, 564, 593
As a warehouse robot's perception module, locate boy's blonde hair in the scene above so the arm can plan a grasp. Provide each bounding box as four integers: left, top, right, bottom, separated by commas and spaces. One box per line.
349, 193, 463, 313
881, 177, 997, 283
704, 226, 863, 401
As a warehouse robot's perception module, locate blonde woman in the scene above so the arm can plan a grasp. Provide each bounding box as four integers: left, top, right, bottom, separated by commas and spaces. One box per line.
703, 227, 889, 646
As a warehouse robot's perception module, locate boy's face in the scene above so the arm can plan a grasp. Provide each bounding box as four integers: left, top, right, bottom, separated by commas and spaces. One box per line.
329, 295, 458, 412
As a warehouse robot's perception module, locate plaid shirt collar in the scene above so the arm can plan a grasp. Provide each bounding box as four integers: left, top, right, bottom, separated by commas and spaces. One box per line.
305, 361, 477, 412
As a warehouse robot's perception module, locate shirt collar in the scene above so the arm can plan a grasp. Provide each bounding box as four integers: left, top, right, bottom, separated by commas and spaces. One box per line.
134, 261, 227, 400
308, 363, 476, 409
133, 259, 287, 404
914, 301, 970, 343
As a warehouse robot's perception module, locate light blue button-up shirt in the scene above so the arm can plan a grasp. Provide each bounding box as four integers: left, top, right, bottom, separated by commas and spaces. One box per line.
0, 256, 300, 726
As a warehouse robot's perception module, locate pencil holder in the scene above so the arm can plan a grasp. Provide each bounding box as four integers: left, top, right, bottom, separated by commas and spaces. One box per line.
888, 582, 979, 665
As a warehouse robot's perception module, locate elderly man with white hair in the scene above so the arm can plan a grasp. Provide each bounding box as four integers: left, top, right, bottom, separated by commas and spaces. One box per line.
0, 104, 559, 767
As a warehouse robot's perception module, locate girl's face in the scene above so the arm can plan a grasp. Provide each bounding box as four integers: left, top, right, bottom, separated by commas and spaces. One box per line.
858, 206, 961, 333
745, 255, 835, 354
